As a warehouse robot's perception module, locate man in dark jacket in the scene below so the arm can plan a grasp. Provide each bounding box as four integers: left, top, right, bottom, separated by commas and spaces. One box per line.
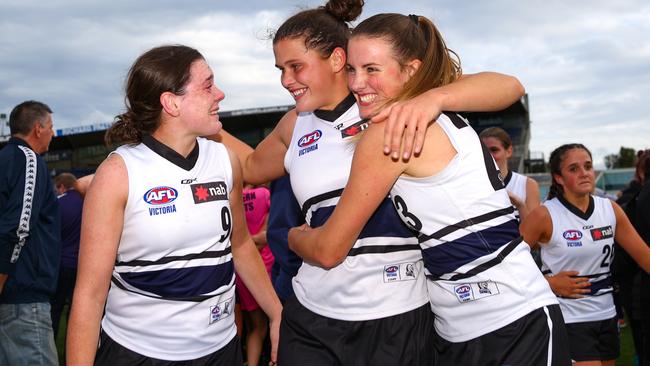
0, 100, 60, 365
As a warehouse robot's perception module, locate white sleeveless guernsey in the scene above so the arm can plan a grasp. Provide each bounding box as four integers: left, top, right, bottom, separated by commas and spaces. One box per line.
390, 113, 558, 342
102, 137, 237, 360
505, 170, 528, 221
541, 195, 617, 323
284, 95, 429, 321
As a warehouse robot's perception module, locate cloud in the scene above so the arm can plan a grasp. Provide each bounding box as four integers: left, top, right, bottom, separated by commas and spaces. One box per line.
1, 0, 648, 170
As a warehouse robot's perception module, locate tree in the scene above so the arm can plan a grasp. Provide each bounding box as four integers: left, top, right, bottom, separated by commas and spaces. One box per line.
604, 146, 637, 169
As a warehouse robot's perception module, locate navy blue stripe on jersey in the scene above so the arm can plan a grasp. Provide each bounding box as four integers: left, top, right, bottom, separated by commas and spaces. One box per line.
418, 206, 516, 243
422, 220, 520, 279
301, 188, 343, 219
587, 275, 613, 296
310, 198, 416, 239
443, 112, 469, 129
118, 261, 234, 299
348, 244, 421, 256
481, 141, 507, 191
115, 248, 232, 267
427, 236, 523, 281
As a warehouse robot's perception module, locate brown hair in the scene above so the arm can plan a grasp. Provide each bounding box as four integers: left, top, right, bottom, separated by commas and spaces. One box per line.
479, 127, 512, 149
351, 13, 461, 106
54, 172, 77, 189
547, 143, 592, 200
272, 0, 364, 58
105, 45, 204, 145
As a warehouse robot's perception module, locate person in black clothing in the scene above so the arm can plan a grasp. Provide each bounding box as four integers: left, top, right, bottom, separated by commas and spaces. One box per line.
634, 153, 650, 366
50, 173, 83, 345
0, 100, 60, 366
612, 151, 648, 363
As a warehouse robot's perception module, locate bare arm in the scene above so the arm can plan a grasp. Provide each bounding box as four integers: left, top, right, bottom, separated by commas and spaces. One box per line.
524, 177, 541, 213
250, 215, 268, 250
520, 205, 590, 298
288, 123, 407, 268
73, 174, 95, 197
374, 72, 525, 160
612, 201, 650, 273
67, 154, 127, 365
206, 110, 296, 185
228, 150, 282, 363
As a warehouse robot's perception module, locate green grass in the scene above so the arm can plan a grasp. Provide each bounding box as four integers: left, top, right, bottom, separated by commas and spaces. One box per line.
55, 310, 639, 365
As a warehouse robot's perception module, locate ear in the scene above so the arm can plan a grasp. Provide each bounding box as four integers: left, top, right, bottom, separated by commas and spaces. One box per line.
329, 47, 347, 73
32, 121, 45, 138
404, 59, 422, 78
553, 173, 564, 188
160, 91, 180, 117
505, 145, 513, 159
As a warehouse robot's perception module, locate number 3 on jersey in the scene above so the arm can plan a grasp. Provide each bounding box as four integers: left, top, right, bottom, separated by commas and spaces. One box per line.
393, 195, 423, 232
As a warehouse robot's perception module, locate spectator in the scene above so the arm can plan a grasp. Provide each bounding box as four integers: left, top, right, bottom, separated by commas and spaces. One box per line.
50, 173, 83, 348
0, 100, 60, 365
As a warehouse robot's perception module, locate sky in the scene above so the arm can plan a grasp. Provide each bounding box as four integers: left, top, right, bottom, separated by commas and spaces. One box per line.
1, 0, 649, 168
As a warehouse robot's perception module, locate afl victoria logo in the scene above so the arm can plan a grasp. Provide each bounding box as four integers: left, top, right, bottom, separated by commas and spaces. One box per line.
297, 130, 322, 147
562, 230, 582, 240
143, 186, 178, 205
455, 285, 471, 295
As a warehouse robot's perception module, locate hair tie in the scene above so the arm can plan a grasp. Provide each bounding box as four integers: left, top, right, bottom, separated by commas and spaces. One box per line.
408, 14, 419, 25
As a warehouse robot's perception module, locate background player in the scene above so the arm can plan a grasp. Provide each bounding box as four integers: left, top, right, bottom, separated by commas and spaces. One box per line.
480, 126, 540, 221
521, 143, 650, 366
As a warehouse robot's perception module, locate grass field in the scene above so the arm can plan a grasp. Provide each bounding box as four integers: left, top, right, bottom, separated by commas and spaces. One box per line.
55, 309, 640, 365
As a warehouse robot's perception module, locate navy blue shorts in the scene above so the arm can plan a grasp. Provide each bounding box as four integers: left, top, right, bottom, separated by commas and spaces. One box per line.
278, 296, 436, 366
566, 316, 619, 362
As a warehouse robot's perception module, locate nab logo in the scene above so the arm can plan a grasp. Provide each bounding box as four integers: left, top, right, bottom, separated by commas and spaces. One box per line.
340, 119, 369, 138
563, 230, 583, 241
191, 181, 228, 204
590, 226, 613, 241
297, 130, 322, 148
143, 186, 178, 205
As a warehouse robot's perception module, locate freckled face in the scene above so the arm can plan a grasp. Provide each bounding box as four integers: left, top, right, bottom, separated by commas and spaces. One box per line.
177, 59, 225, 136
346, 35, 412, 118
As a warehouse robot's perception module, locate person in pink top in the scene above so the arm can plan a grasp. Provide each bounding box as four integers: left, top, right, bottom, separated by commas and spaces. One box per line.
237, 185, 275, 366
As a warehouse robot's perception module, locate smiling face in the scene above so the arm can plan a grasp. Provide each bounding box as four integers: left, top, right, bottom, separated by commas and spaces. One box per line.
346, 35, 415, 118
176, 59, 225, 136
274, 37, 343, 113
554, 148, 595, 197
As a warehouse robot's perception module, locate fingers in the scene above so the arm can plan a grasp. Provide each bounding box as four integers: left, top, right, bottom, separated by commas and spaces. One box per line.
387, 107, 406, 159
401, 119, 417, 160
412, 119, 426, 156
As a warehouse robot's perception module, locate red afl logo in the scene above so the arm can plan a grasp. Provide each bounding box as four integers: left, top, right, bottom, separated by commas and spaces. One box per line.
456, 285, 471, 294
563, 230, 582, 240
297, 130, 322, 147
143, 186, 178, 205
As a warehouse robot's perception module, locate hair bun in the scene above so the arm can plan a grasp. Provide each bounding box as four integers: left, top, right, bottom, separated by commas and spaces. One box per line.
324, 0, 364, 23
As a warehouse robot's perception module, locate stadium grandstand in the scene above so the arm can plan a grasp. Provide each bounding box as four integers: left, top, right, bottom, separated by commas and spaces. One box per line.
0, 94, 634, 198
